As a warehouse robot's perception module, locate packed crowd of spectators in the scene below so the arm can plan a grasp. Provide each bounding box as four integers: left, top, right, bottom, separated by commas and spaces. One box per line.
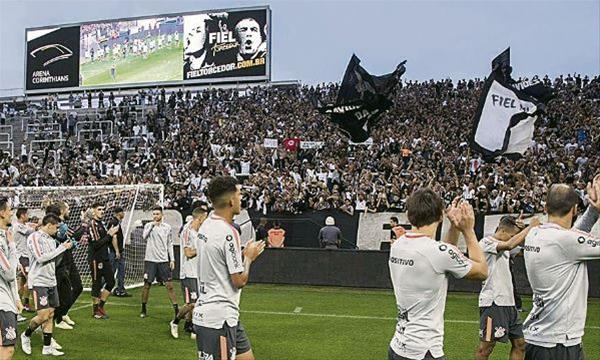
0, 73, 597, 216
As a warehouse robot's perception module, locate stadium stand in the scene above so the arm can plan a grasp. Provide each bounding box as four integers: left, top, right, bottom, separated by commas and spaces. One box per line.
0, 74, 597, 219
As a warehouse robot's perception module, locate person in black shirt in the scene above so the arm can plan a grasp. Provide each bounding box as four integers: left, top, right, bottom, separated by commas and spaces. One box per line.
88, 203, 119, 319
107, 207, 129, 297
255, 218, 268, 243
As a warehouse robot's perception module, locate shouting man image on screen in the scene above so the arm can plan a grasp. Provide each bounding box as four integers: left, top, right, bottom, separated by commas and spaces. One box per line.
234, 18, 267, 61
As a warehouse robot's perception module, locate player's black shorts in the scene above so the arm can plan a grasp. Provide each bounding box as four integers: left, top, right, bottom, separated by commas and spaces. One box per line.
90, 259, 115, 297
180, 278, 198, 304
194, 322, 252, 360
388, 348, 446, 360
0, 310, 18, 346
144, 261, 172, 284
525, 343, 584, 360
18, 256, 29, 278
32, 286, 60, 310
479, 303, 523, 343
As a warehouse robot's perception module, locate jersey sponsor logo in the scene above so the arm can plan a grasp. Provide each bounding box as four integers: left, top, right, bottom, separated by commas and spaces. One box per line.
389, 257, 414, 266
199, 351, 214, 360
4, 326, 16, 340
228, 242, 241, 268
447, 247, 466, 265
198, 234, 208, 243
530, 294, 545, 321
97, 262, 103, 270
533, 294, 544, 308
39, 295, 48, 306
527, 325, 540, 334
494, 326, 506, 338
523, 244, 541, 253
397, 307, 410, 322
577, 236, 586, 244
586, 239, 600, 247
190, 291, 198, 300
226, 235, 233, 242
439, 244, 448, 251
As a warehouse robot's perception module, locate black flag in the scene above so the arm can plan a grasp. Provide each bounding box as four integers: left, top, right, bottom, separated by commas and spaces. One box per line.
470, 68, 553, 160
319, 55, 406, 142
492, 47, 512, 81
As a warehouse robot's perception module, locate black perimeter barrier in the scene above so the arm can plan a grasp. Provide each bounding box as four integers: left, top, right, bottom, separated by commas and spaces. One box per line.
246, 247, 600, 298
248, 209, 360, 248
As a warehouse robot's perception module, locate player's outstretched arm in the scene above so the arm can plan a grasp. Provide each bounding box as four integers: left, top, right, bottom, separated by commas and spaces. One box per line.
497, 217, 541, 252
574, 174, 600, 232
456, 203, 488, 280
443, 196, 462, 246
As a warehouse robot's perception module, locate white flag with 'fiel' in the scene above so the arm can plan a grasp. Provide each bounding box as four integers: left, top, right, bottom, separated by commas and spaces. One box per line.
470, 69, 540, 159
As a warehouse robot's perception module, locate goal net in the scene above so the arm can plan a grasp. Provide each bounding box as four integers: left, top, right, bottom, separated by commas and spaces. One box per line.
0, 184, 164, 290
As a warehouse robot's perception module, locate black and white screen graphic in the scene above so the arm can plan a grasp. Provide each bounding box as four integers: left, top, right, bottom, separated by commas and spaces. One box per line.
26, 26, 81, 90
183, 9, 268, 80
25, 7, 269, 92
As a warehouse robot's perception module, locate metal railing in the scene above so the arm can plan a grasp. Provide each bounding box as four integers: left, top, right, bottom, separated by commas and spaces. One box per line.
77, 128, 103, 142
0, 141, 14, 157
75, 120, 113, 137
29, 139, 65, 152
25, 123, 62, 140
0, 125, 13, 140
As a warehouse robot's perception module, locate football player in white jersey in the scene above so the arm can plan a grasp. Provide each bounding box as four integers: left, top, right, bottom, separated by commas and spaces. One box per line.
522, 175, 600, 360
193, 176, 265, 360
170, 205, 208, 339
475, 214, 540, 360
388, 189, 488, 360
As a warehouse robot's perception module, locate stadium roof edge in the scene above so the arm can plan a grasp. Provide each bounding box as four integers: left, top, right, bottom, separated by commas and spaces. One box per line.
1, 80, 301, 102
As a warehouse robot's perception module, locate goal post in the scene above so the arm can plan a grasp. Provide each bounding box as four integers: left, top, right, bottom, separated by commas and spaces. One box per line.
0, 184, 164, 290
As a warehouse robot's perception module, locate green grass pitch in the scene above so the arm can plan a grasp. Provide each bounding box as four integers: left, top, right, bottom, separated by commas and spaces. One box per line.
80, 43, 183, 86
13, 283, 600, 359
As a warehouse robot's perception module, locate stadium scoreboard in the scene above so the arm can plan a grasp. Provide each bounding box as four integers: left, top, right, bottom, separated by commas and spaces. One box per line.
24, 6, 271, 93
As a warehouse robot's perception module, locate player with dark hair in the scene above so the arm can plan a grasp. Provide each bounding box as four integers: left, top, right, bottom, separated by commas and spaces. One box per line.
13, 207, 34, 316
140, 206, 178, 320
389, 216, 406, 244
388, 190, 488, 360
21, 214, 72, 356
88, 202, 119, 320
170, 206, 208, 339
107, 207, 129, 297
193, 176, 265, 360
522, 176, 600, 360
475, 215, 540, 360
0, 198, 22, 360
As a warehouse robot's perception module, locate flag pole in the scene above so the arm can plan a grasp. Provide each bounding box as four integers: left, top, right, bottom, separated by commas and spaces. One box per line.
465, 147, 471, 176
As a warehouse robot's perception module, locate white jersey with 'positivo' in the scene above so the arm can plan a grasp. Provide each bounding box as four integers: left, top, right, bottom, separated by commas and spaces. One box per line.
478, 236, 515, 307
523, 207, 600, 348
179, 222, 198, 279
193, 214, 244, 329
389, 233, 473, 359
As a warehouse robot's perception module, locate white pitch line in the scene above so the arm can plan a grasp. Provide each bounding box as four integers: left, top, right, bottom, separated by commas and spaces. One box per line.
66, 303, 600, 330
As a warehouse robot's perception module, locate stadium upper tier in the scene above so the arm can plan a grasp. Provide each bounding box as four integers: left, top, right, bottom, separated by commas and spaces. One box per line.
0, 74, 598, 215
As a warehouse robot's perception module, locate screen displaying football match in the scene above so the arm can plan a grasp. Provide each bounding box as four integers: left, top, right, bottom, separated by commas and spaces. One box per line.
25, 6, 270, 91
